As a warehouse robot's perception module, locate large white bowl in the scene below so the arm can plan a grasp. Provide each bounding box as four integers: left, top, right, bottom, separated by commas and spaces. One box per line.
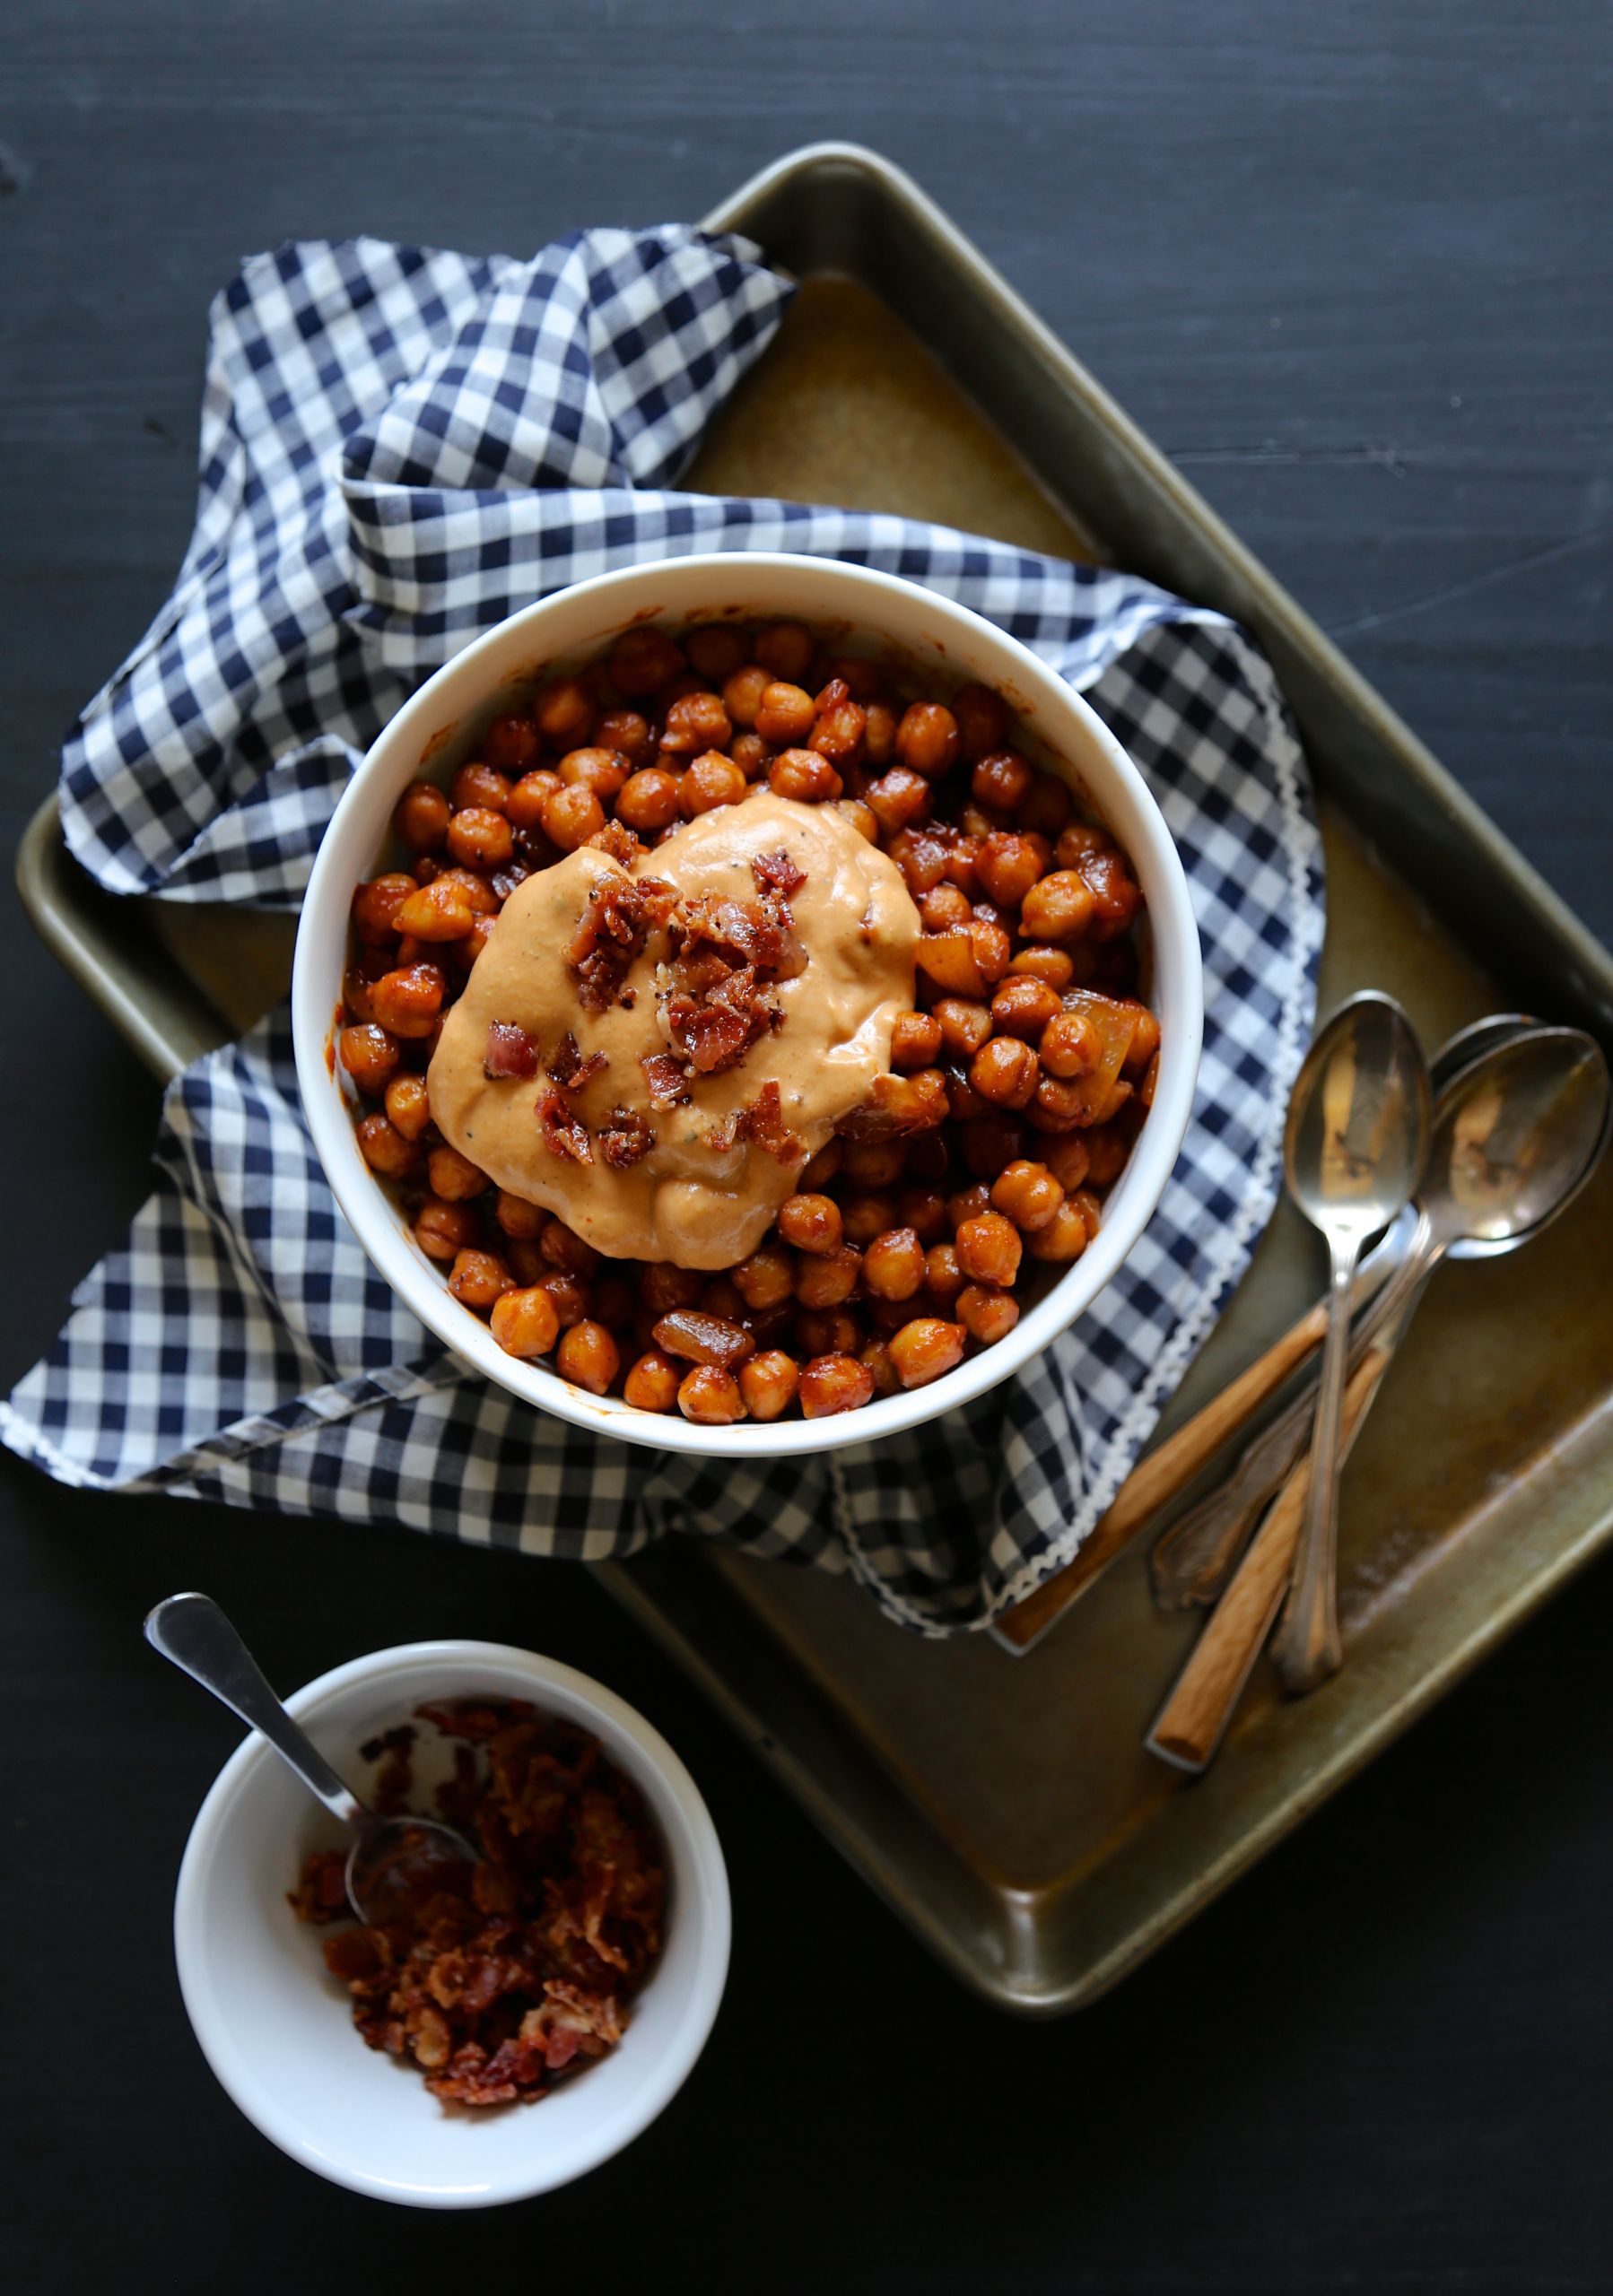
173, 1639, 729, 2207
292, 552, 1203, 1457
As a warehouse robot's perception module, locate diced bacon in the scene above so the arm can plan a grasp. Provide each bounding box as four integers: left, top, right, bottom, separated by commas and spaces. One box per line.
537, 1089, 593, 1163
640, 1052, 692, 1108
545, 1030, 607, 1092
598, 1107, 654, 1169
751, 848, 806, 897
484, 1020, 538, 1079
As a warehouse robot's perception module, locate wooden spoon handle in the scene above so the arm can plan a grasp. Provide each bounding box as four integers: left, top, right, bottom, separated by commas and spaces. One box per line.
1144, 1345, 1392, 1773
993, 1296, 1330, 1650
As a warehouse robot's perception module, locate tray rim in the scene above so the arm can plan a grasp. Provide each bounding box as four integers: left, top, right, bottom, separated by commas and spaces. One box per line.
15, 141, 1613, 2016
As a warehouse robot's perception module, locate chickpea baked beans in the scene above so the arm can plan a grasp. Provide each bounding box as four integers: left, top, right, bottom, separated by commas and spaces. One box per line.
342, 614, 1157, 1422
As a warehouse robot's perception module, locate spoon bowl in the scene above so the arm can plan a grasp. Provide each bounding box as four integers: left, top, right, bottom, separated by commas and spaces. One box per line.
1423, 1026, 1610, 1255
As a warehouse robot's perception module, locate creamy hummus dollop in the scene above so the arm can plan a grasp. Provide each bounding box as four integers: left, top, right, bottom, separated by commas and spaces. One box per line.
427, 792, 920, 1268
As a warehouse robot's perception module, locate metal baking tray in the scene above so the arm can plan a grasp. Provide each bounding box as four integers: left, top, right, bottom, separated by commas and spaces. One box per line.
19, 144, 1613, 2013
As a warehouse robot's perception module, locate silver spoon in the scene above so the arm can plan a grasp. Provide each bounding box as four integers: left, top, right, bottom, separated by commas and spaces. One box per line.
1151, 1016, 1609, 1608
145, 1593, 476, 1922
1268, 993, 1431, 1693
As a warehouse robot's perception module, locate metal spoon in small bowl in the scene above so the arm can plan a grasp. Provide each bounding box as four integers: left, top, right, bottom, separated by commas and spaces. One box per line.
1268, 993, 1432, 1693
1151, 1017, 1610, 1610
145, 1593, 476, 1922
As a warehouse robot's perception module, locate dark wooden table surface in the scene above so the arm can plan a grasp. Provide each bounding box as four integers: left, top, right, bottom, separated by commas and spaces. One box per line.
4, 4, 1610, 2289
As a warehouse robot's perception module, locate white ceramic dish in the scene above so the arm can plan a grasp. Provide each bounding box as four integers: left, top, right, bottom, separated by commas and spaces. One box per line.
292, 552, 1203, 1457
173, 1639, 729, 2208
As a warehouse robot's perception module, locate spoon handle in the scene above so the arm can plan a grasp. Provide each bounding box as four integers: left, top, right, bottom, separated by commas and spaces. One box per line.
144, 1592, 365, 1828
1151, 1211, 1436, 1609
1269, 1239, 1359, 1692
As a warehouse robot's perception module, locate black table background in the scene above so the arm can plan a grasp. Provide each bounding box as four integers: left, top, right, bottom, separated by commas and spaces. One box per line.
4, 4, 1611, 2289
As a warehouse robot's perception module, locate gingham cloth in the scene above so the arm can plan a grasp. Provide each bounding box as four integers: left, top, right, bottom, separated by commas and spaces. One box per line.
2, 226, 1323, 1634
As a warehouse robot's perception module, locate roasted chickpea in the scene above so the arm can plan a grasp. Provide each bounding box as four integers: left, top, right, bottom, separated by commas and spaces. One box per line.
536, 1271, 589, 1328
451, 761, 512, 814
394, 781, 450, 854
797, 1135, 844, 1192
896, 1185, 949, 1245
920, 883, 973, 931
859, 1337, 900, 1397
449, 1248, 514, 1311
623, 1347, 681, 1412
890, 1010, 944, 1070
355, 1111, 419, 1178
1043, 1135, 1092, 1192
540, 1220, 600, 1278
733, 1242, 795, 1312
971, 749, 1033, 813
841, 1137, 906, 1189
863, 701, 898, 765
1027, 1074, 1092, 1134
540, 782, 606, 852
615, 766, 682, 832
1081, 847, 1144, 939
810, 691, 867, 762
960, 1111, 1025, 1178
352, 873, 416, 944
339, 1022, 399, 1095
888, 1318, 966, 1389
973, 831, 1040, 910
384, 1072, 432, 1141
679, 752, 747, 814
933, 998, 993, 1059
952, 682, 1010, 761
445, 805, 514, 870
969, 917, 1012, 986
721, 664, 772, 728
606, 629, 684, 700
738, 1350, 800, 1422
677, 1364, 747, 1423
861, 1227, 927, 1302
557, 1318, 620, 1396
369, 962, 445, 1039
1039, 1009, 1102, 1079
970, 1036, 1039, 1110
837, 1192, 896, 1249
1083, 1124, 1131, 1187
423, 1144, 485, 1201
393, 877, 475, 942
790, 1243, 859, 1308
768, 748, 842, 804
904, 1130, 951, 1183
1120, 1001, 1163, 1074
557, 745, 629, 802
924, 1241, 965, 1309
888, 827, 949, 895
1010, 944, 1076, 992
415, 1196, 481, 1260
753, 680, 815, 744
798, 1353, 876, 1418
490, 1283, 562, 1359
946, 1180, 992, 1229
957, 1283, 1020, 1344
896, 702, 960, 778
686, 624, 748, 683
990, 1159, 1066, 1232
1021, 869, 1097, 944
1026, 1200, 1090, 1263
505, 768, 563, 831
660, 690, 733, 755
835, 797, 879, 843
486, 1190, 541, 1241
1019, 773, 1074, 837
955, 1210, 1023, 1287
1071, 1188, 1104, 1239
753, 621, 815, 681
779, 1192, 843, 1255
990, 977, 1061, 1040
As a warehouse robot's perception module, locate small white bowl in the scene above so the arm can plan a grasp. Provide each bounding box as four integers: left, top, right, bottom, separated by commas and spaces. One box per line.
173, 1639, 729, 2208
292, 552, 1203, 1457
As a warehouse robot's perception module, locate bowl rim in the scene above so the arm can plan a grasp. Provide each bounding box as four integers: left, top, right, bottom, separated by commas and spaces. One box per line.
292, 550, 1204, 1457
173, 1637, 731, 2208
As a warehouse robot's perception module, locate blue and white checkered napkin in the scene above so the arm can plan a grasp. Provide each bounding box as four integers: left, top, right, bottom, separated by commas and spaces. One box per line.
1, 226, 1323, 1633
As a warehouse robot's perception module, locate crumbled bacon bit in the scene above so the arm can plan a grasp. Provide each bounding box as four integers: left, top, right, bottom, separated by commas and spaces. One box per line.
641, 1052, 692, 1108
546, 1030, 607, 1093
484, 1020, 538, 1080
565, 870, 667, 1013
667, 994, 756, 1075
735, 1078, 805, 1164
751, 848, 806, 898
586, 818, 642, 867
537, 1088, 593, 1163
598, 1106, 654, 1169
291, 1699, 665, 2109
